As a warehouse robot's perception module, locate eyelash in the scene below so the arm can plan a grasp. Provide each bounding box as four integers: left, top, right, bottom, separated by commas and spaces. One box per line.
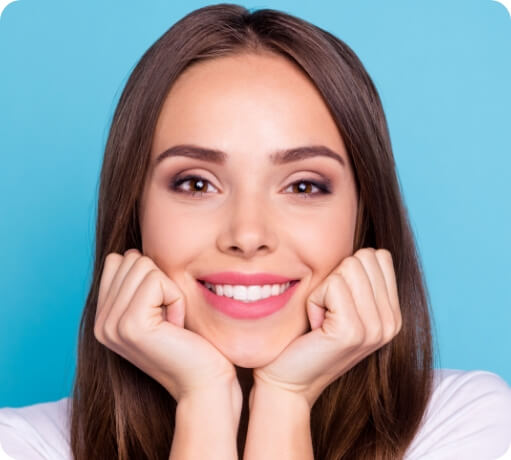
169, 174, 332, 199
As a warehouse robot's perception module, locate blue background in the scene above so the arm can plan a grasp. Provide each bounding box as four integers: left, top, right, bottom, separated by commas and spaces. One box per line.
1, 0, 510, 407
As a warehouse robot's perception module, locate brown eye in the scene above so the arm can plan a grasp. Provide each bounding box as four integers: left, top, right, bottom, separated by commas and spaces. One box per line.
291, 181, 314, 194
169, 174, 216, 197
169, 175, 331, 199
285, 179, 331, 198
188, 178, 206, 191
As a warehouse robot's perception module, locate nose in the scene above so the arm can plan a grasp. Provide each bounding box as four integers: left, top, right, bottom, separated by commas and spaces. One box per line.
216, 194, 278, 259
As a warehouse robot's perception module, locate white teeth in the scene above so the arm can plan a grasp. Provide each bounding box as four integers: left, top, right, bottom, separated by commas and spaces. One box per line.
204, 282, 291, 302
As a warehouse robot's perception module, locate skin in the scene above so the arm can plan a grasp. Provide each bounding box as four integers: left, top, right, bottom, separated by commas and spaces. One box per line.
138, 51, 359, 369
94, 51, 402, 459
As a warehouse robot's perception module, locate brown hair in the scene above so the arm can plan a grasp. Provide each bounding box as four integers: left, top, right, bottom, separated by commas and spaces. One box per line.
70, 3, 437, 459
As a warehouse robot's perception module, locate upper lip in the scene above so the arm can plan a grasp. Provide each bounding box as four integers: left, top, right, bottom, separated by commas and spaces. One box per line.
198, 272, 299, 286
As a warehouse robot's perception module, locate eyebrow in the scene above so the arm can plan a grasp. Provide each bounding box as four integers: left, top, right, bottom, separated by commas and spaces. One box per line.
153, 144, 346, 169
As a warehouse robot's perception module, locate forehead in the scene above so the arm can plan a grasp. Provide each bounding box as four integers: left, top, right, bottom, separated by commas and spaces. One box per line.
151, 52, 347, 162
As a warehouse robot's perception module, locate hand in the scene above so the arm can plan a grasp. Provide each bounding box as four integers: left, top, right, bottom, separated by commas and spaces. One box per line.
94, 248, 242, 410
252, 247, 403, 409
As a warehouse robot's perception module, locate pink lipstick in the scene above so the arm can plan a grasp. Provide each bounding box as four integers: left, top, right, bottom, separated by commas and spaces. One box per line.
196, 273, 300, 319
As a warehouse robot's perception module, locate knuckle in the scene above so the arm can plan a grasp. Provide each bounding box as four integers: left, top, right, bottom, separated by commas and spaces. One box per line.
330, 272, 345, 285
357, 247, 376, 258
124, 251, 142, 263
93, 323, 104, 344
395, 316, 403, 335
344, 323, 366, 346
136, 256, 157, 271
382, 325, 395, 342
102, 320, 118, 343
331, 269, 350, 288
369, 325, 383, 343
384, 317, 402, 341
117, 314, 138, 342
340, 256, 359, 272
382, 308, 399, 340
376, 249, 393, 264
105, 252, 121, 265
144, 268, 161, 283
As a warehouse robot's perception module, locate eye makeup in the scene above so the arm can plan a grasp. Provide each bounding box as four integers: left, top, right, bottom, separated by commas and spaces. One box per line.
168, 173, 333, 200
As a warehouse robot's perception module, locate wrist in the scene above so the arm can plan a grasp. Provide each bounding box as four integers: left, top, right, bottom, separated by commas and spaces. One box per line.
179, 380, 242, 430
244, 377, 314, 460
249, 377, 311, 417
172, 388, 239, 460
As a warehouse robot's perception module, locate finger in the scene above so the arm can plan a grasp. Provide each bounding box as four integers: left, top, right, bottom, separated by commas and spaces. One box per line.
306, 271, 362, 345
96, 249, 147, 339
102, 255, 159, 342
336, 256, 383, 344
374, 249, 402, 332
353, 248, 396, 340
114, 269, 189, 398
352, 249, 389, 305
103, 249, 144, 311
307, 304, 325, 331
266, 273, 364, 394
96, 253, 122, 319
117, 269, 186, 343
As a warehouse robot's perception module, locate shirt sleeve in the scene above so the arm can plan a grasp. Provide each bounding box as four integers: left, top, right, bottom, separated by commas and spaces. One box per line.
404, 369, 511, 460
0, 398, 71, 460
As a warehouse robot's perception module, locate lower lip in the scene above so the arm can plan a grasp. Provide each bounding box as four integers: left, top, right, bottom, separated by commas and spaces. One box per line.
197, 280, 300, 319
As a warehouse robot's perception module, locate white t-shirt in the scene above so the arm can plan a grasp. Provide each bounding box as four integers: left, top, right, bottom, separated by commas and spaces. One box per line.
0, 368, 510, 459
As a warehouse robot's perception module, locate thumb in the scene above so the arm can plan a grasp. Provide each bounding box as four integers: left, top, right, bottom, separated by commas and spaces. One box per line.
165, 297, 185, 328
306, 279, 329, 330
306, 299, 325, 330
160, 276, 186, 328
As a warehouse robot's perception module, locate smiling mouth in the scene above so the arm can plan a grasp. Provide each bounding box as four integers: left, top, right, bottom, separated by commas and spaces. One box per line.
197, 279, 300, 298
196, 278, 301, 318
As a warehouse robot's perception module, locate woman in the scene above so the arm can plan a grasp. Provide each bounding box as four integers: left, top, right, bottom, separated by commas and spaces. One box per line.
1, 4, 510, 460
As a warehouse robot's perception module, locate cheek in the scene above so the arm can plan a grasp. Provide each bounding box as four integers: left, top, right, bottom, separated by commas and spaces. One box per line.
293, 207, 355, 271
140, 195, 210, 269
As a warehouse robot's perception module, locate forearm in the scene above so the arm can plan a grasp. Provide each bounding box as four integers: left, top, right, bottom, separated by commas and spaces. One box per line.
169, 389, 240, 460
243, 382, 314, 460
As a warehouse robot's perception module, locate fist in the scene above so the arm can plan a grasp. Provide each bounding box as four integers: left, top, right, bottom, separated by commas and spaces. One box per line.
252, 247, 402, 409
93, 249, 240, 403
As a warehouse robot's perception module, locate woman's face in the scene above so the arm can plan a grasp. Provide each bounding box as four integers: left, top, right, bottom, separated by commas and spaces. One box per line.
139, 52, 358, 368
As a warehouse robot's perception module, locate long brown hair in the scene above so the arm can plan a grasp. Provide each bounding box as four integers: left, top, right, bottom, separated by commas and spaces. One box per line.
71, 3, 437, 459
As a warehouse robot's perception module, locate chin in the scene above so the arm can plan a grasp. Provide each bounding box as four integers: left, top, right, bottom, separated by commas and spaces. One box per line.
219, 343, 281, 369
229, 355, 271, 369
